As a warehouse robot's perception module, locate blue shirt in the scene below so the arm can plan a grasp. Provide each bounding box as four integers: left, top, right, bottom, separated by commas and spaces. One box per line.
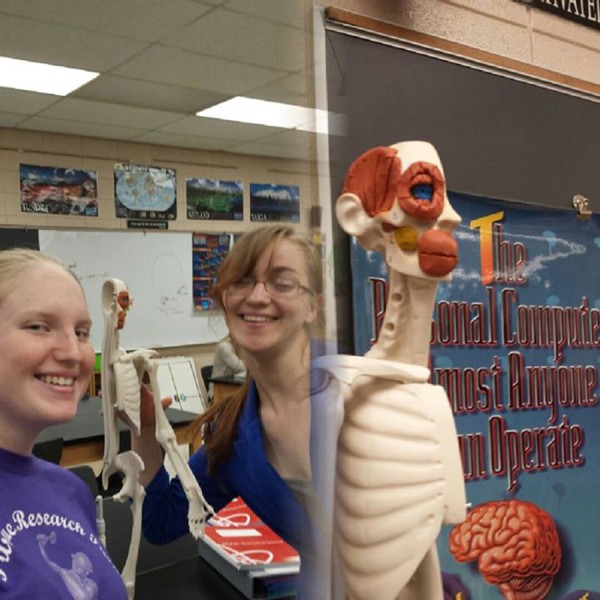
142, 381, 314, 551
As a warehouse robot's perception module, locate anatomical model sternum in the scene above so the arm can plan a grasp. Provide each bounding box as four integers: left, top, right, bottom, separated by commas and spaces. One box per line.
317, 141, 467, 600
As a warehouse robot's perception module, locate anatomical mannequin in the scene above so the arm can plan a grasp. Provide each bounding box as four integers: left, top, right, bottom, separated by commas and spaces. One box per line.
315, 141, 467, 600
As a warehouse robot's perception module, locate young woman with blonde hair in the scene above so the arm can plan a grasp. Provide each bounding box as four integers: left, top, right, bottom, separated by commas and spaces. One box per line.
0, 248, 128, 598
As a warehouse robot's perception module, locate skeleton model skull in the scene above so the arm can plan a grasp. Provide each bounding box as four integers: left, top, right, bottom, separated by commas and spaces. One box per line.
316, 141, 467, 600
100, 279, 213, 599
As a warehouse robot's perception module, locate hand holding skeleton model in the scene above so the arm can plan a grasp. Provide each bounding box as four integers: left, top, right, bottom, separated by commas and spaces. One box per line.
100, 278, 213, 599
315, 141, 467, 600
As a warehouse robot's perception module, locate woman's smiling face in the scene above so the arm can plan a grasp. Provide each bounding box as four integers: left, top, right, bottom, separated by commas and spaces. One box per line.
223, 239, 317, 360
0, 262, 95, 451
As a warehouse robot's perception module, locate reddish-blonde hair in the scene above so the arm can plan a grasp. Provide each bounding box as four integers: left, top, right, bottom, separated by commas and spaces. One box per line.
192, 225, 322, 475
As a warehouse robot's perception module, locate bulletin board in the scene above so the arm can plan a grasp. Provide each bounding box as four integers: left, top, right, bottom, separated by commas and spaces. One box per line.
39, 230, 228, 351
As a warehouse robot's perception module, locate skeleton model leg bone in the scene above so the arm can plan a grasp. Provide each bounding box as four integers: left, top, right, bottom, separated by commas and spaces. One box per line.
100, 279, 213, 598
320, 141, 468, 600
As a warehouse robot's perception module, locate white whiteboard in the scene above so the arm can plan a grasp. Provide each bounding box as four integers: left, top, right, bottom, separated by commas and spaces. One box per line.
39, 230, 227, 351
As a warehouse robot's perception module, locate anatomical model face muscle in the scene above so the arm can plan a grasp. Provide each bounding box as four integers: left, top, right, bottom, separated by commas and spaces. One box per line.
315, 141, 467, 600
337, 141, 460, 368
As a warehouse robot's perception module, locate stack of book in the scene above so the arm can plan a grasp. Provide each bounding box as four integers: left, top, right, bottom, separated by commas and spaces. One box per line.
198, 497, 300, 599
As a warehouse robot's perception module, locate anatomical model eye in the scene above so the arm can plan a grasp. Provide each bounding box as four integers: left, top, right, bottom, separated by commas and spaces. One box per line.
411, 184, 433, 201
397, 161, 445, 221
117, 291, 130, 310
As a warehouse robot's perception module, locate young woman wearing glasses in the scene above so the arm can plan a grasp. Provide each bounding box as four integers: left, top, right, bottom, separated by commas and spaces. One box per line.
133, 225, 328, 598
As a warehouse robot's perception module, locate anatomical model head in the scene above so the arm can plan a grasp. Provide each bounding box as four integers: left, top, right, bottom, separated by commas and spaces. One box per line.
102, 279, 130, 330
336, 140, 460, 280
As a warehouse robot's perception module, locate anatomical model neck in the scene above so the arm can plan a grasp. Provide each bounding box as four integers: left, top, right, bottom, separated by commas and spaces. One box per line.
366, 269, 438, 368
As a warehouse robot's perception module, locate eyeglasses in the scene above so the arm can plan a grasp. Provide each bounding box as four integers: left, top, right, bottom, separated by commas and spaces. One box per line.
226, 276, 315, 298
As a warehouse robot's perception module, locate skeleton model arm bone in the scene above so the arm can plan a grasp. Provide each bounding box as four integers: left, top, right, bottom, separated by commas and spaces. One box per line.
318, 141, 467, 600
100, 279, 213, 598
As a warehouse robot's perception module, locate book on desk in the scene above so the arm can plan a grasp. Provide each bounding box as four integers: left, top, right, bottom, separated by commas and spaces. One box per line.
198, 497, 299, 599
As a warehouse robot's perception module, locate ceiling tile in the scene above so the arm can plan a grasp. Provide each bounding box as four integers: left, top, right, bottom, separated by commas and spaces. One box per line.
255, 128, 315, 150
37, 98, 184, 130
112, 46, 285, 95
0, 88, 61, 115
0, 112, 27, 128
0, 14, 148, 71
247, 72, 312, 106
134, 130, 235, 151
18, 116, 145, 141
72, 75, 228, 114
0, 0, 213, 41
224, 0, 309, 29
160, 115, 286, 142
161, 8, 307, 72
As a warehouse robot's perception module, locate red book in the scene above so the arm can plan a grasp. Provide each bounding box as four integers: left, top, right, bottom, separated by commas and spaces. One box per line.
202, 497, 300, 572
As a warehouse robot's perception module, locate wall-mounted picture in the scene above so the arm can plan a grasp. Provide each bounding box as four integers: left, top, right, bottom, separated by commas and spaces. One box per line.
192, 232, 232, 311
250, 183, 300, 223
186, 178, 243, 221
114, 163, 176, 220
20, 164, 98, 216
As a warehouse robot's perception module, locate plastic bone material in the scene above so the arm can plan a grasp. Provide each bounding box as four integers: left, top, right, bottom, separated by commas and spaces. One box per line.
316, 141, 467, 600
100, 278, 213, 598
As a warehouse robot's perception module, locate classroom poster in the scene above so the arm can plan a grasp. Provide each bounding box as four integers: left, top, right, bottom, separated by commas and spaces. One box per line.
350, 191, 600, 599
192, 232, 232, 311
20, 163, 98, 216
249, 183, 299, 223
114, 163, 176, 220
186, 178, 243, 221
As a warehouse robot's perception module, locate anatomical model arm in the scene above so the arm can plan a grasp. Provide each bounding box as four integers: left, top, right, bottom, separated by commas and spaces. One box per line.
100, 279, 213, 599
316, 141, 467, 600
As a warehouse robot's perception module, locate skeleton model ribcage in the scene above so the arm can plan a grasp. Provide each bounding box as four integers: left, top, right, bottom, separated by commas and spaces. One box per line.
315, 355, 466, 600
100, 278, 213, 599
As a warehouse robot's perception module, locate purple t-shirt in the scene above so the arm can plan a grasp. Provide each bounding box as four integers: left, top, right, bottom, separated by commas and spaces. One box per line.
0, 447, 127, 599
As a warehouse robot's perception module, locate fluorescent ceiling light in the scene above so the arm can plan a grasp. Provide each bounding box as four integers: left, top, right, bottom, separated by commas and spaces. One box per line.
196, 96, 333, 131
0, 57, 99, 96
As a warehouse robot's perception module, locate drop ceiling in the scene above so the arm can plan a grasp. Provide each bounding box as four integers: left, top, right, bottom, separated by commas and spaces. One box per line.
0, 0, 322, 161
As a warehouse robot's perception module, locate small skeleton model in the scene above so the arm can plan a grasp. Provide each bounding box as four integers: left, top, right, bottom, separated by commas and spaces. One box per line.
100, 278, 213, 599
316, 141, 467, 600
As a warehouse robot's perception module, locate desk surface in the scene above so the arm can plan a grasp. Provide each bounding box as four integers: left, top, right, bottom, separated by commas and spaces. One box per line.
35, 396, 197, 445
136, 557, 246, 600
135, 556, 295, 600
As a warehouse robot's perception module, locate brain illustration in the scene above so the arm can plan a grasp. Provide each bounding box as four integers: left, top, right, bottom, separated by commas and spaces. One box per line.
449, 499, 561, 600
